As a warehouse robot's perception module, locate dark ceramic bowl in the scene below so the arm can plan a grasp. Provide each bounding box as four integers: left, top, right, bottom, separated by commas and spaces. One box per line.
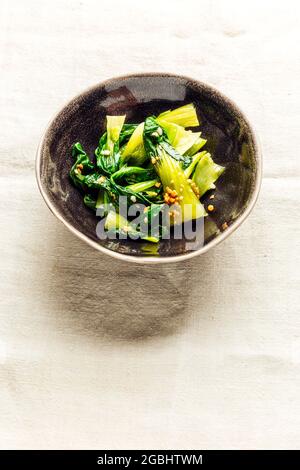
36, 73, 261, 263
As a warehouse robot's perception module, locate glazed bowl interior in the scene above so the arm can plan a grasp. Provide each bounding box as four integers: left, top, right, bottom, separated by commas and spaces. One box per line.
37, 74, 260, 262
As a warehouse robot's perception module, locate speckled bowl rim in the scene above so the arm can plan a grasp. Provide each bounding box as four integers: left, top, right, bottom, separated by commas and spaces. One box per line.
36, 72, 262, 264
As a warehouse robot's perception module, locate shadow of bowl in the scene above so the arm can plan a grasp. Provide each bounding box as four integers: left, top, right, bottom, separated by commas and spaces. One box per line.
35, 211, 228, 342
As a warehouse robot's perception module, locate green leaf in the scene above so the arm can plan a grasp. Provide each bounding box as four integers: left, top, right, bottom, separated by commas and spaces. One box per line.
192, 153, 225, 197
143, 116, 189, 165
153, 147, 206, 223
104, 210, 159, 243
184, 135, 207, 156
95, 115, 126, 175
144, 203, 169, 239
121, 122, 148, 165
110, 167, 155, 205
70, 142, 95, 190
119, 123, 138, 146
143, 117, 205, 222
111, 166, 156, 185
107, 115, 126, 144
157, 119, 201, 155
96, 189, 111, 215
83, 194, 97, 211
157, 103, 200, 127
184, 151, 207, 178
126, 179, 159, 193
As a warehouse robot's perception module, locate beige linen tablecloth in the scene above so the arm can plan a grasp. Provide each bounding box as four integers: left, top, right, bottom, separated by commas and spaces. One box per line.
0, 0, 299, 449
